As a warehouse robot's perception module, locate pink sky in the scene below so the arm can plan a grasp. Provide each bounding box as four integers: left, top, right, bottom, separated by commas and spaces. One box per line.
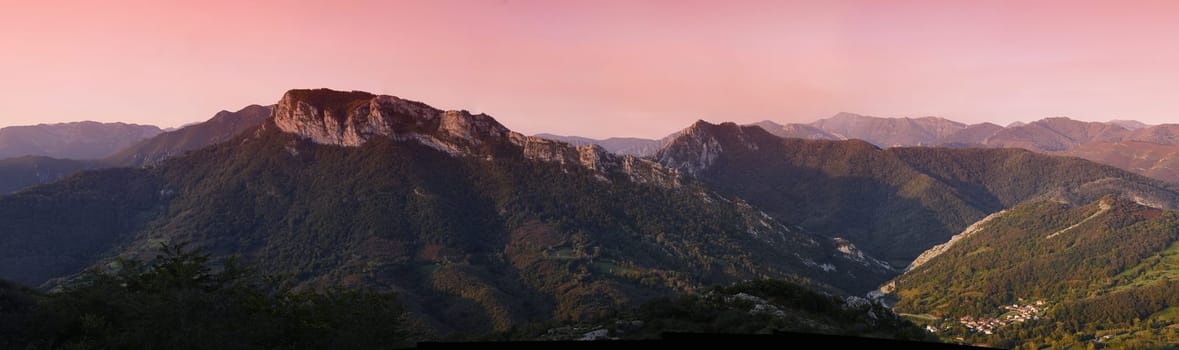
2, 0, 1179, 138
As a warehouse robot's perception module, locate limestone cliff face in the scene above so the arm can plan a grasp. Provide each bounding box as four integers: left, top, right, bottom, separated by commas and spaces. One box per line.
273, 89, 511, 153
272, 88, 680, 187
655, 121, 725, 176
655, 120, 770, 177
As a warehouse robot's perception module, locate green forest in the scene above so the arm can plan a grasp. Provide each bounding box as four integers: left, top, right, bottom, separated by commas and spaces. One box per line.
891, 197, 1179, 348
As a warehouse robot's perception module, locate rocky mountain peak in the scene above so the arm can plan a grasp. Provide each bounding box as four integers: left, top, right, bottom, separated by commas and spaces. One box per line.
680, 120, 744, 136
655, 120, 773, 176
272, 88, 680, 187
273, 88, 513, 154
680, 119, 719, 135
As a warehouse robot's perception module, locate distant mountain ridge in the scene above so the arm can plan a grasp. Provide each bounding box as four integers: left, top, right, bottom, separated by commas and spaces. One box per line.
107, 104, 273, 166
799, 113, 1179, 151
799, 115, 1179, 183
541, 113, 1179, 183
0, 121, 162, 160
532, 133, 665, 157
809, 113, 968, 147
0, 106, 273, 193
749, 120, 843, 141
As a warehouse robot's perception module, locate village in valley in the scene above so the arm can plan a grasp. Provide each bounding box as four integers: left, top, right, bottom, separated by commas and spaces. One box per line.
923, 299, 1049, 336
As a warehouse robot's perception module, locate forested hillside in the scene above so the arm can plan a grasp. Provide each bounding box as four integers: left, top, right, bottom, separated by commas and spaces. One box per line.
888, 197, 1179, 348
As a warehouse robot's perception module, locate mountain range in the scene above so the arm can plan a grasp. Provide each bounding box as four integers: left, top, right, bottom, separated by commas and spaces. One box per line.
540, 113, 1179, 184
0, 89, 897, 335
6, 108, 1176, 196
3, 89, 1179, 346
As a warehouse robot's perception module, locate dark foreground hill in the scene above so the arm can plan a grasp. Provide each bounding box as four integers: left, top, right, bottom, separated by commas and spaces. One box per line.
0, 248, 933, 348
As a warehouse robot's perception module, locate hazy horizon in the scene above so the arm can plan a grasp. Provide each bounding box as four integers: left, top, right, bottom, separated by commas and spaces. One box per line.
4, 0, 1179, 138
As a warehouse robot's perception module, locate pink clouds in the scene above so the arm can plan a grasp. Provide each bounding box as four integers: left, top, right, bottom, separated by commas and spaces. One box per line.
2, 0, 1179, 138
